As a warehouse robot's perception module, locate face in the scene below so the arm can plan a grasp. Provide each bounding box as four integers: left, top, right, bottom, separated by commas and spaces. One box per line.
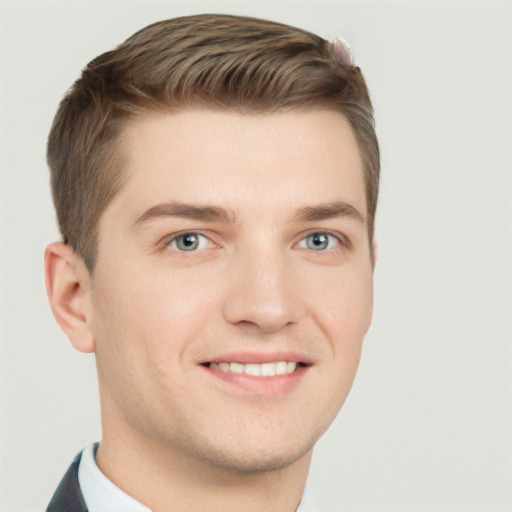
88, 109, 374, 474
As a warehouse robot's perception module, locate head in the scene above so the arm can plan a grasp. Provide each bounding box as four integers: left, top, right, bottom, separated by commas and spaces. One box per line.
47, 14, 379, 273
45, 14, 380, 483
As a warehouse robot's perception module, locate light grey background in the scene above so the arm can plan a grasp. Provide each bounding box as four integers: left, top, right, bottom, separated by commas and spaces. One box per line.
1, 1, 510, 511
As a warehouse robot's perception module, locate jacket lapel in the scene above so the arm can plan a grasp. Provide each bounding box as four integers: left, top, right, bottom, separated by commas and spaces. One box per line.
47, 451, 88, 512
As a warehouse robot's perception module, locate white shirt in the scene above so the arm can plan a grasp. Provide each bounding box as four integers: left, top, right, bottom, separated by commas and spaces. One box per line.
79, 443, 319, 512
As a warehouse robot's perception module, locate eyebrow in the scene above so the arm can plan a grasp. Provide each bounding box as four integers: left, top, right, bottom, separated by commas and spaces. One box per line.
133, 199, 365, 228
134, 202, 237, 227
292, 200, 365, 223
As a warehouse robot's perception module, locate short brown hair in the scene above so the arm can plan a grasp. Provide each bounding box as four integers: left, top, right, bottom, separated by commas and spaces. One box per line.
47, 14, 379, 271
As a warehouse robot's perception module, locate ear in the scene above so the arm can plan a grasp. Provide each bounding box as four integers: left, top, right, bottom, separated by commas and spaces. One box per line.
364, 240, 377, 334
44, 242, 95, 353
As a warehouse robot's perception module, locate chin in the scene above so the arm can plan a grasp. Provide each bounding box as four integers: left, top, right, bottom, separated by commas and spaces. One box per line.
206, 446, 312, 475
187, 427, 319, 475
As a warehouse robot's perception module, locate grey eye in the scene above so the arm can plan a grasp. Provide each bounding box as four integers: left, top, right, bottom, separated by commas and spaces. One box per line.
306, 233, 330, 250
172, 233, 201, 251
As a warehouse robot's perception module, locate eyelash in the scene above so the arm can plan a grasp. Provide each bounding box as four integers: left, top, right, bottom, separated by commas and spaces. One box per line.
165, 230, 348, 253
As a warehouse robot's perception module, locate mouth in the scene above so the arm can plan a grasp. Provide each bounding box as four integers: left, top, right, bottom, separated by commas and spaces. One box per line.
202, 361, 309, 377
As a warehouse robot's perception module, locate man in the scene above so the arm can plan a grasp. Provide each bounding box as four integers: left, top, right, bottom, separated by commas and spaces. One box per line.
44, 13, 379, 512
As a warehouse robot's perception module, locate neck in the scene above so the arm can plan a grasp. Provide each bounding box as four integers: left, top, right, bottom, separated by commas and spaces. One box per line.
96, 432, 312, 512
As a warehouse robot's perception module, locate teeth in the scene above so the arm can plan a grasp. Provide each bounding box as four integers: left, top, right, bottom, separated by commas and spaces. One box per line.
230, 362, 244, 374
244, 364, 261, 376
209, 361, 298, 377
261, 363, 275, 377
219, 362, 230, 372
276, 361, 288, 375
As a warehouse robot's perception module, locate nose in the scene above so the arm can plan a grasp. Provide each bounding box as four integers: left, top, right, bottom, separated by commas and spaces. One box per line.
222, 245, 306, 334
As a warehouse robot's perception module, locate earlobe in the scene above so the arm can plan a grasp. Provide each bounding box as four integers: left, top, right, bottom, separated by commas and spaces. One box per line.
44, 242, 95, 353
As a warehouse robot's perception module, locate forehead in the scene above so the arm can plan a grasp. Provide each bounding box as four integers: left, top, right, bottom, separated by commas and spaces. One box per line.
109, 108, 366, 222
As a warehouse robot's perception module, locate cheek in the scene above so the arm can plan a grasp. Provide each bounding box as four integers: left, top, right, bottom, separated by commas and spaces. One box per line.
315, 266, 373, 344
309, 264, 373, 401
320, 273, 372, 401
90, 265, 220, 368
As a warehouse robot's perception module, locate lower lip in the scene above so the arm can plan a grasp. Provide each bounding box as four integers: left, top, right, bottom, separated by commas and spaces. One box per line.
200, 365, 309, 396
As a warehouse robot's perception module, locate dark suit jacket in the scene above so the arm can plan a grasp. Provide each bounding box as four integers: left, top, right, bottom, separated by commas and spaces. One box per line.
47, 451, 88, 512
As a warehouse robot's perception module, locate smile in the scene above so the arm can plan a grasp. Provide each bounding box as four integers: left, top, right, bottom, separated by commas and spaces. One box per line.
207, 361, 299, 377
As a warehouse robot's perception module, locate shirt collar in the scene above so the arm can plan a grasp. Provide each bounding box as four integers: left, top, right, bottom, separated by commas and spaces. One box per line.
297, 485, 320, 512
78, 442, 319, 512
78, 443, 151, 512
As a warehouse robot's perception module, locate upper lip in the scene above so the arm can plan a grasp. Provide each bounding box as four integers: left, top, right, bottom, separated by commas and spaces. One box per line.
201, 351, 314, 366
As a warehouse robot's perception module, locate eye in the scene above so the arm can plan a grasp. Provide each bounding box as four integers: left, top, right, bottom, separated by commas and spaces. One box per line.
297, 232, 340, 251
168, 232, 211, 252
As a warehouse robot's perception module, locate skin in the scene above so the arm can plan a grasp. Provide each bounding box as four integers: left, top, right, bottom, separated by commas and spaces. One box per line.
45, 109, 375, 512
